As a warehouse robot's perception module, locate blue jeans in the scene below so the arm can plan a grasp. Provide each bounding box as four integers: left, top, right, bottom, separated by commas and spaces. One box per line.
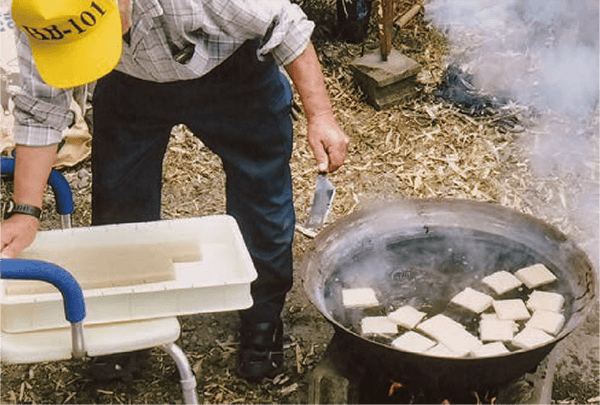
91, 41, 295, 323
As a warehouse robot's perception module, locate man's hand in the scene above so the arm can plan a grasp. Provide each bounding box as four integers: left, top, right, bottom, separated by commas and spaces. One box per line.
1, 214, 39, 258
306, 113, 349, 172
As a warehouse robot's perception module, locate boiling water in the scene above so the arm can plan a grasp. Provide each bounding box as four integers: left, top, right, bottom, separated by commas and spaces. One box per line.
323, 227, 573, 350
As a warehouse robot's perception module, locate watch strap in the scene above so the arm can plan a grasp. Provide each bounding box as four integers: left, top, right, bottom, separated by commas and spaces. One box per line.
4, 200, 42, 220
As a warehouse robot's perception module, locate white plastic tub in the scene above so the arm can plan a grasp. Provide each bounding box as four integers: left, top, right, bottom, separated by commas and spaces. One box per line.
1, 216, 257, 333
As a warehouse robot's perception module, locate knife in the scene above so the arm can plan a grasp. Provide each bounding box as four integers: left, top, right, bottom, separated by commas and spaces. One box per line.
305, 171, 336, 228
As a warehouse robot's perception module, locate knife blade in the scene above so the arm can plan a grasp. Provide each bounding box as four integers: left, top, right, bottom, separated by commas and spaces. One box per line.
305, 172, 336, 228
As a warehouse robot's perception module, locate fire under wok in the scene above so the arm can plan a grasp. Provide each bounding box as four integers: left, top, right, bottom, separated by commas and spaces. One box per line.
301, 199, 597, 393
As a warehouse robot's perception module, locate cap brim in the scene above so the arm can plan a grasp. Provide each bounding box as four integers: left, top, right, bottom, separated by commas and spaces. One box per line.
32, 7, 122, 89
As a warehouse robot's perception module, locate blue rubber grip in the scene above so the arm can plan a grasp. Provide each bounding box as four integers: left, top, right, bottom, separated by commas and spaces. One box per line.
0, 157, 74, 215
1, 156, 15, 175
1, 259, 86, 323
48, 170, 74, 215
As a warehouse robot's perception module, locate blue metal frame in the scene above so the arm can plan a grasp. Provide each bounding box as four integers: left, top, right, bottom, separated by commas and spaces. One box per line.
1, 259, 86, 323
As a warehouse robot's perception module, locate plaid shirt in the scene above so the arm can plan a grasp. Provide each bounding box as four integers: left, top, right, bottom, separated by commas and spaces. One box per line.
12, 0, 314, 146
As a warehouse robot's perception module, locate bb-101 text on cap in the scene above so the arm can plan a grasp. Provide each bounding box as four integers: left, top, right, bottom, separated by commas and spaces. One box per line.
19, 1, 107, 41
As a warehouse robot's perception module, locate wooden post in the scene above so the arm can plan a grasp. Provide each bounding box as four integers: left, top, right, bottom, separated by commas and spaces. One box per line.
377, 0, 394, 61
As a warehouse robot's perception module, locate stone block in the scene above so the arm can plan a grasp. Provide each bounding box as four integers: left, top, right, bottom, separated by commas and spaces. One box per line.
350, 49, 421, 110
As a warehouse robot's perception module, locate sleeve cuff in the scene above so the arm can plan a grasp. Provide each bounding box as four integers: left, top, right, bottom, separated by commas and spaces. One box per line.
270, 19, 315, 67
256, 3, 315, 67
13, 126, 64, 147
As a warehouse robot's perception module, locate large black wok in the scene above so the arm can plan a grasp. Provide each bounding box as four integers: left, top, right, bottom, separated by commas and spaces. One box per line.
301, 199, 597, 393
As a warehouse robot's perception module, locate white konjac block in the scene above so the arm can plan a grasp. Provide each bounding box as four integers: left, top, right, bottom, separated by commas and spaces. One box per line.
492, 299, 531, 321
512, 326, 554, 349
472, 342, 510, 357
515, 264, 557, 289
526, 290, 564, 313
391, 331, 436, 353
387, 305, 427, 329
426, 343, 460, 357
526, 310, 565, 336
479, 317, 516, 342
361, 316, 398, 335
482, 271, 523, 295
450, 287, 494, 313
480, 313, 500, 321
342, 288, 379, 308
417, 314, 483, 356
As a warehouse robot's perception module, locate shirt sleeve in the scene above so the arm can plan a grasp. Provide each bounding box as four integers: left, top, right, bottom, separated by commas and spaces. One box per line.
12, 29, 74, 147
201, 0, 315, 66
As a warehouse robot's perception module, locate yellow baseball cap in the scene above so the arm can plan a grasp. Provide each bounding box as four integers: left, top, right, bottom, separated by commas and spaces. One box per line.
11, 0, 122, 89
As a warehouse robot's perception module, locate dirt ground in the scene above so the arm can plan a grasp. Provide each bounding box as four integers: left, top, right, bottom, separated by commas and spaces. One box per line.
1, 1, 599, 404
551, 301, 599, 405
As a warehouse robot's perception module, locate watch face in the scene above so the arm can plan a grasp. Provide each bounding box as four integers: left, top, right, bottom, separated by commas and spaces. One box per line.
2, 199, 14, 220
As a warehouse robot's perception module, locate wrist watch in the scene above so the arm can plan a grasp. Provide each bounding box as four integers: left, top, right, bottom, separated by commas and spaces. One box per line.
3, 199, 42, 220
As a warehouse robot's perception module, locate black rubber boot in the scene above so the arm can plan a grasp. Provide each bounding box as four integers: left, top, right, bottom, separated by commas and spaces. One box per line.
238, 319, 284, 382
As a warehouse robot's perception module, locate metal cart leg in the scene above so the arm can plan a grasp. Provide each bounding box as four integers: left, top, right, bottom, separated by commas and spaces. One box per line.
61, 214, 72, 229
159, 343, 199, 405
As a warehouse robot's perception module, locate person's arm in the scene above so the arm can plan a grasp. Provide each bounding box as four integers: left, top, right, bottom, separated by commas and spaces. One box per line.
2, 29, 72, 258
1, 144, 58, 258
285, 43, 349, 172
13, 145, 57, 208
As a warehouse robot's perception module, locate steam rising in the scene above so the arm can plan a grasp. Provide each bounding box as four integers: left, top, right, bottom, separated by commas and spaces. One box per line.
425, 0, 599, 270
